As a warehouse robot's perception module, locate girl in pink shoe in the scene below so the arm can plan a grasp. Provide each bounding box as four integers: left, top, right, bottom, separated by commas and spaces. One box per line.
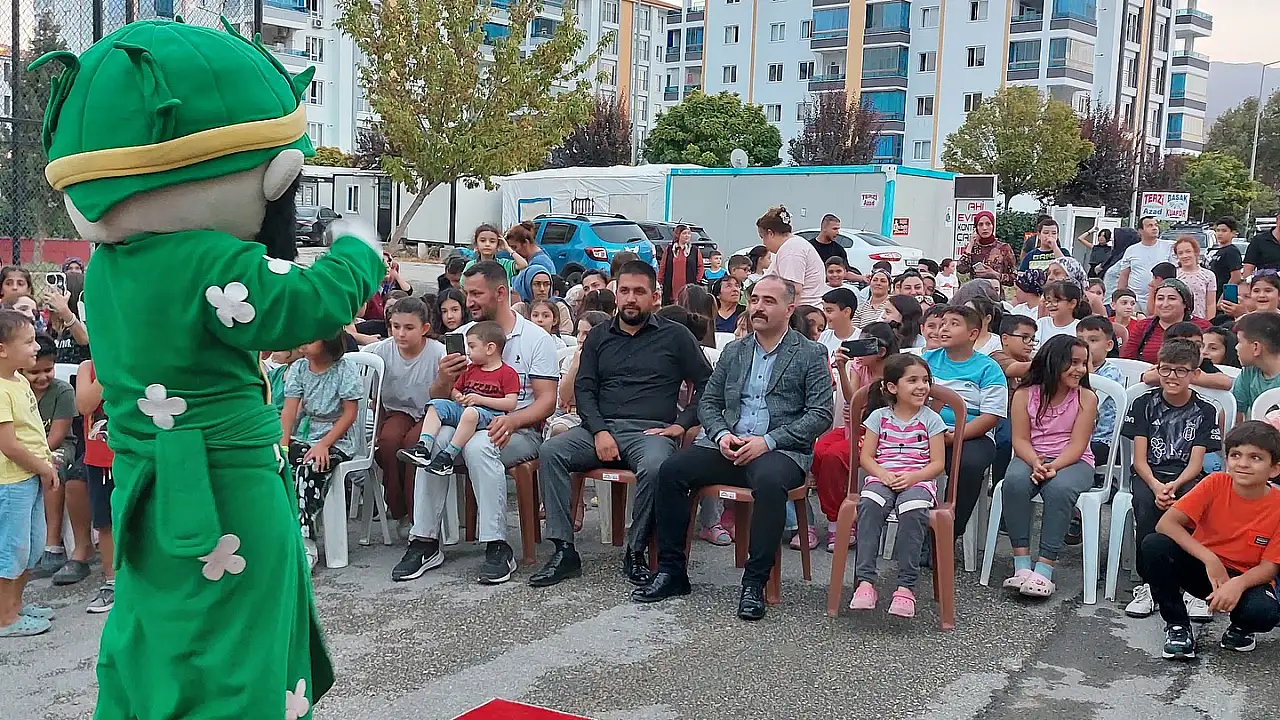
849, 354, 947, 618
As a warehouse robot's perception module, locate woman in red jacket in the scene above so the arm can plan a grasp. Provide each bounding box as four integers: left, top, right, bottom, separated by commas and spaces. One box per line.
1122, 279, 1210, 364
658, 224, 704, 305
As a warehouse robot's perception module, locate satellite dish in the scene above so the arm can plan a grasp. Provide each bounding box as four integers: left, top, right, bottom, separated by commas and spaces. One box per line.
730, 148, 749, 168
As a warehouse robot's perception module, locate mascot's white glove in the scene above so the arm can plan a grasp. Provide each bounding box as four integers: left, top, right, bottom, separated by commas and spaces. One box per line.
326, 218, 384, 258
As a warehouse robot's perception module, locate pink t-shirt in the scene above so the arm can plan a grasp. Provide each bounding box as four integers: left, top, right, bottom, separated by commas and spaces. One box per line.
768, 235, 827, 306
1177, 267, 1217, 320
1026, 385, 1093, 466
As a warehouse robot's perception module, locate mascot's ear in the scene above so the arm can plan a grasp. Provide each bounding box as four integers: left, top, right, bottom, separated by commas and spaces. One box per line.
264, 149, 305, 201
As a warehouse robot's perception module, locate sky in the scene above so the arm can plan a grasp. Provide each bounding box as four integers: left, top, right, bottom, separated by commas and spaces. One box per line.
1198, 0, 1278, 65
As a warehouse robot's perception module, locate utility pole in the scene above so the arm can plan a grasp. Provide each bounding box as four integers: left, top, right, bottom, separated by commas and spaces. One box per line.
1246, 61, 1280, 229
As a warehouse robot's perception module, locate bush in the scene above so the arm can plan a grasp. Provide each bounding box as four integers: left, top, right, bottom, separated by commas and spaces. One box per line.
997, 211, 1038, 257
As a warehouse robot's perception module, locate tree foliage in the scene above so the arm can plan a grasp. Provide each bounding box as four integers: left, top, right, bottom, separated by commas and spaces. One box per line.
547, 93, 633, 168
1179, 152, 1268, 220
306, 146, 358, 168
337, 0, 600, 243
1140, 152, 1188, 194
996, 211, 1038, 256
353, 123, 397, 171
787, 91, 882, 166
1055, 104, 1136, 215
0, 11, 78, 248
941, 86, 1093, 206
642, 92, 781, 167
1205, 92, 1280, 191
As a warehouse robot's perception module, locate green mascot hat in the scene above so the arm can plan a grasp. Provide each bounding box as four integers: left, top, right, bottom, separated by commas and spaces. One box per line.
31, 17, 316, 223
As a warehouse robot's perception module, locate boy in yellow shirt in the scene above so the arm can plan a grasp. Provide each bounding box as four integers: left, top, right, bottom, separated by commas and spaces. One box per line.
0, 310, 59, 637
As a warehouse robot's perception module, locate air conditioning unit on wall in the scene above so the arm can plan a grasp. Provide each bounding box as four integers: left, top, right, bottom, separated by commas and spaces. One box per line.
311, 18, 324, 28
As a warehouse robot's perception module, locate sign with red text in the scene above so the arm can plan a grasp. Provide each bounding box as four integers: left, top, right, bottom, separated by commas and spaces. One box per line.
953, 199, 997, 256
1139, 191, 1191, 222
454, 699, 592, 720
860, 192, 879, 208
892, 217, 910, 236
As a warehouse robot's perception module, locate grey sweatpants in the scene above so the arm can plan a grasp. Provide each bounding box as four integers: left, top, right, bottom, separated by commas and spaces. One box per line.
1002, 457, 1095, 562
537, 419, 678, 550
855, 482, 934, 589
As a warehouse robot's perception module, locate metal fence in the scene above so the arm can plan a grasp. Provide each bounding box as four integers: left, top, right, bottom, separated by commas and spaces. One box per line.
0, 0, 263, 263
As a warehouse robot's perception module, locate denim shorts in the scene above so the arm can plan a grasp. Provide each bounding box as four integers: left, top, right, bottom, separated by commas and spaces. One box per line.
428, 399, 500, 430
0, 476, 44, 579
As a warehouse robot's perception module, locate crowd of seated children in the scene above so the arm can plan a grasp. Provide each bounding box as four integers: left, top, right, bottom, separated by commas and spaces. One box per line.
1137, 322, 1232, 391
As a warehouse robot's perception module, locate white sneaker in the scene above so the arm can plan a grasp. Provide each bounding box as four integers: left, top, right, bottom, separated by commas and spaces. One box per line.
1184, 592, 1213, 622
1125, 584, 1155, 618
304, 539, 319, 571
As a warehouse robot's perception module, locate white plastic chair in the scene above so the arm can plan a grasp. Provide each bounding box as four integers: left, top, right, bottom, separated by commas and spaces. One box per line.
1252, 387, 1280, 420
1104, 383, 1237, 600
979, 373, 1128, 605
321, 352, 389, 568
702, 346, 721, 366
1219, 365, 1241, 380
715, 332, 736, 349
1108, 358, 1153, 388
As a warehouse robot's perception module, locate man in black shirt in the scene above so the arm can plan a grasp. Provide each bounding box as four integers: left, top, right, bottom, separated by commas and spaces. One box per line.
1243, 221, 1280, 277
808, 213, 847, 265
530, 260, 712, 588
1208, 217, 1243, 300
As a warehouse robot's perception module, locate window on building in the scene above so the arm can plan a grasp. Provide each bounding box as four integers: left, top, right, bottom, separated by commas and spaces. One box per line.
912, 140, 932, 161
1125, 12, 1141, 43
812, 7, 850, 39
727, 0, 740, 4
637, 36, 650, 57
1048, 37, 1094, 71
305, 36, 324, 62
723, 65, 738, 83
638, 66, 649, 90
637, 97, 649, 121
966, 46, 985, 67
345, 186, 360, 214
916, 95, 934, 116
725, 25, 739, 43
799, 61, 814, 80
1156, 20, 1167, 51
306, 122, 323, 146
800, 19, 812, 38
1149, 106, 1162, 136
963, 92, 983, 112
307, 79, 323, 105
1121, 100, 1134, 128
1007, 39, 1040, 71
770, 22, 786, 41
768, 63, 783, 82
918, 51, 936, 72
602, 0, 619, 23
1151, 62, 1166, 95
921, 6, 939, 27
306, 0, 322, 16
604, 31, 619, 54
639, 6, 651, 30
765, 104, 782, 122
864, 46, 908, 78
969, 0, 987, 21
600, 59, 618, 85
1125, 55, 1139, 88
797, 102, 812, 121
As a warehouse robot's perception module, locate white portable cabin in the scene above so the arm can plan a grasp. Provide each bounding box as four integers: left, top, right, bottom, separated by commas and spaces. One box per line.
665, 165, 957, 260
298, 166, 382, 227
498, 164, 701, 228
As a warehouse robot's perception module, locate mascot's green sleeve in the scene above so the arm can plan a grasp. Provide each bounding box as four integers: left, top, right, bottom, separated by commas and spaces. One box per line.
33, 18, 385, 720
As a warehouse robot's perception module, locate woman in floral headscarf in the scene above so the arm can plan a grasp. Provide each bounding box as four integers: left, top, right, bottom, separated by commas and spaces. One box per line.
1047, 256, 1108, 318
956, 210, 1017, 287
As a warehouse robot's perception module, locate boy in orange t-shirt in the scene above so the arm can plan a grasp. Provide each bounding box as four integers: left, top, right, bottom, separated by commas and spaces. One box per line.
1140, 421, 1280, 660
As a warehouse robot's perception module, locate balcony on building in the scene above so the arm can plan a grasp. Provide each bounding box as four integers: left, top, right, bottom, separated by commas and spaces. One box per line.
1168, 72, 1208, 113
664, 45, 681, 62
812, 0, 847, 8
861, 46, 908, 89
810, 7, 850, 49
1045, 37, 1093, 82
1174, 7, 1213, 38
666, 8, 683, 24
862, 89, 905, 132
664, 85, 679, 101
1171, 49, 1210, 72
1010, 0, 1044, 32
1007, 38, 1041, 80
863, 1, 910, 45
264, 0, 309, 30
269, 43, 310, 71
685, 43, 703, 60
807, 72, 846, 92
531, 18, 558, 40
686, 3, 705, 22
871, 133, 903, 165
1049, 0, 1096, 36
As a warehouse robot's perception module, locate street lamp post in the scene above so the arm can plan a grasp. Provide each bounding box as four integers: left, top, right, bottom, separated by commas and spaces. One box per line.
1246, 60, 1280, 227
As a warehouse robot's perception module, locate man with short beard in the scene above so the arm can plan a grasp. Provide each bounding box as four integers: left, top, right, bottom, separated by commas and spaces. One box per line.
529, 261, 712, 587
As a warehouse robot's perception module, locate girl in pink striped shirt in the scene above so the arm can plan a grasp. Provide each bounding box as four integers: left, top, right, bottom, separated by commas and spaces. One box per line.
849, 354, 947, 618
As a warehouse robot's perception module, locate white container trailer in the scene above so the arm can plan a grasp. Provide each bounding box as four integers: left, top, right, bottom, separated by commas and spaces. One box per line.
665, 165, 958, 261
498, 164, 701, 228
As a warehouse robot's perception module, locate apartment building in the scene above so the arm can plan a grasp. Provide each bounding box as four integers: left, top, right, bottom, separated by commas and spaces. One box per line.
660, 0, 1210, 166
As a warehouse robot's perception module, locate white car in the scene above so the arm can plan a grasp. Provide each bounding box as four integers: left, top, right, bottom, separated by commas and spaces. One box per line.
794, 228, 924, 276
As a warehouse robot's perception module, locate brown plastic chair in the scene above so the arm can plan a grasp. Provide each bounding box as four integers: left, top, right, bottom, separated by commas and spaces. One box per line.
461, 459, 542, 566
824, 384, 966, 630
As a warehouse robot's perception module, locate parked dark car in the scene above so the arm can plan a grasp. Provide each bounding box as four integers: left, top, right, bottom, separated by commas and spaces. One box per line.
636, 221, 719, 260
297, 206, 341, 246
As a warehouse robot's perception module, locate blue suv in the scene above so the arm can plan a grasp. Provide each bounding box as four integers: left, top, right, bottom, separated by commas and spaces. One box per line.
531, 215, 656, 277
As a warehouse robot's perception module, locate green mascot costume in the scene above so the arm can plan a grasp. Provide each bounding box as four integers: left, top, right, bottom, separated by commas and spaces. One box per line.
32, 18, 385, 719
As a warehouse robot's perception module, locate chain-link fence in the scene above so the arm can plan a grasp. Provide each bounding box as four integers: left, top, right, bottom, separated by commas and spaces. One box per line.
0, 0, 262, 264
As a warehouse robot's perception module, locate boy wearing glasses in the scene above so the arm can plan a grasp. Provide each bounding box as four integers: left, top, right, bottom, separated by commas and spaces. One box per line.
1121, 339, 1221, 621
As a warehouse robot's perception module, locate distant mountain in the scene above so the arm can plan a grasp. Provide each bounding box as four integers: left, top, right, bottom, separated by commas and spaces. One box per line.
1208, 62, 1280, 124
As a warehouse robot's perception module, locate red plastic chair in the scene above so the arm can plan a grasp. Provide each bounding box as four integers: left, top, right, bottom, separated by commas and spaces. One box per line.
825, 385, 967, 630
460, 459, 542, 566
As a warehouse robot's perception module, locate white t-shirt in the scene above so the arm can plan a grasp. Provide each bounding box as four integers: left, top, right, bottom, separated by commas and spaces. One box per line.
1118, 240, 1174, 311
458, 313, 560, 412
362, 338, 446, 420
817, 327, 857, 427
1010, 302, 1040, 319
975, 333, 1003, 356
1035, 316, 1080, 346
936, 272, 960, 299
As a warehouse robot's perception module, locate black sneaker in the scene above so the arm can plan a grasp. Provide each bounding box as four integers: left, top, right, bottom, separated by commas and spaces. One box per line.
1220, 624, 1257, 653
1162, 624, 1196, 661
1064, 513, 1083, 546
396, 443, 434, 468
391, 538, 443, 581
478, 541, 517, 585
425, 452, 456, 477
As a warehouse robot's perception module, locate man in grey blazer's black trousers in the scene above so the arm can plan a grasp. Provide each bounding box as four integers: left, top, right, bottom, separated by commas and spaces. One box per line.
633, 275, 834, 620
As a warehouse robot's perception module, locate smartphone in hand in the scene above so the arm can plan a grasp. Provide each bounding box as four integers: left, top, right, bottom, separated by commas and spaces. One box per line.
444, 332, 466, 356
1223, 284, 1239, 304
841, 338, 881, 357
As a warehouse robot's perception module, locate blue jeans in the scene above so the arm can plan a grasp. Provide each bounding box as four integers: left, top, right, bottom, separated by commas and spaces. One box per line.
426, 399, 500, 430
0, 476, 44, 580
992, 418, 1013, 484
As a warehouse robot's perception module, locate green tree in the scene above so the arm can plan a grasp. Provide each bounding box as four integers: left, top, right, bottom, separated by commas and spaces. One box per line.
307, 146, 357, 167
941, 86, 1093, 207
337, 0, 600, 244
1055, 105, 1136, 215
642, 92, 781, 167
0, 11, 78, 252
1205, 92, 1280, 190
996, 211, 1038, 257
547, 93, 633, 168
353, 122, 397, 171
787, 91, 882, 166
1179, 151, 1268, 220
1140, 152, 1188, 194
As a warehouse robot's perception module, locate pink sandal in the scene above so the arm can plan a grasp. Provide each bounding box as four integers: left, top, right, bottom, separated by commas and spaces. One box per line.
888, 589, 916, 618
698, 525, 732, 546
1002, 568, 1033, 590
1019, 571, 1056, 598
849, 582, 878, 610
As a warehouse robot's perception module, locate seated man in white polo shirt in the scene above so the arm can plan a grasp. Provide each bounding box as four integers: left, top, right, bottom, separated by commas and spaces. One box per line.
394, 260, 559, 585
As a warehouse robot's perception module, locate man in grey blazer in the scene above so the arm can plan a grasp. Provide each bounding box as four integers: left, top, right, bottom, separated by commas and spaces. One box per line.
633, 275, 834, 620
